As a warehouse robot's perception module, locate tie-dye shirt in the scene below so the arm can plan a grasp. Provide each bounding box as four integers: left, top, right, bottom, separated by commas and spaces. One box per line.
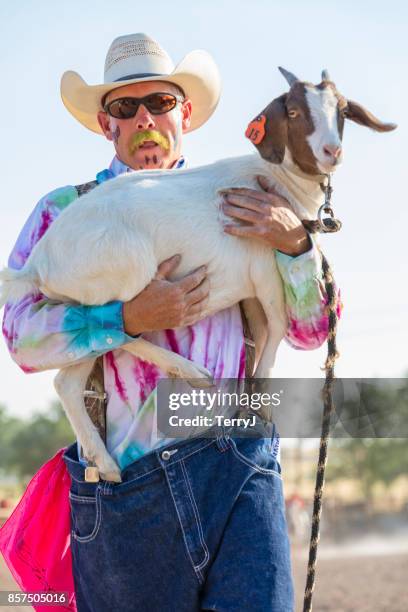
2, 155, 341, 469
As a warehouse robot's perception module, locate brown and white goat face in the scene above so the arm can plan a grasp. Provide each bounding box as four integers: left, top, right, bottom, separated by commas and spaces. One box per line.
246, 68, 396, 176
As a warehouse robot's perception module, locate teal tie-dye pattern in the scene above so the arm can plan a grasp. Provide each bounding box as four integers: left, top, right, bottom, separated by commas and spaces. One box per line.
50, 186, 79, 211
62, 301, 128, 356
117, 443, 146, 469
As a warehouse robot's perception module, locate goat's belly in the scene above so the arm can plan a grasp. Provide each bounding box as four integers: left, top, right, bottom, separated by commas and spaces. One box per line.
202, 272, 255, 317
35, 219, 157, 305
41, 269, 151, 305
39, 234, 157, 305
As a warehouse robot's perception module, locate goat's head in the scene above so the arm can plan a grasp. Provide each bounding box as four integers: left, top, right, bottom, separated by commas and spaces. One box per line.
245, 68, 397, 175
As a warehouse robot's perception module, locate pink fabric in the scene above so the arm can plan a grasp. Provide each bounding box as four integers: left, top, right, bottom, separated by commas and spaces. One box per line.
0, 449, 76, 611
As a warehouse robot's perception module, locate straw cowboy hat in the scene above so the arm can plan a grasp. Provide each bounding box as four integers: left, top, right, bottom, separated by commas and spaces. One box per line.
60, 33, 221, 135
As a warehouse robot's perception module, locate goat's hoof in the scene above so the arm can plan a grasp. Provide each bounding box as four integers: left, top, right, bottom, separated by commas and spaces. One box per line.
187, 376, 215, 389
167, 361, 214, 388
191, 364, 214, 388
95, 453, 122, 483
168, 366, 183, 378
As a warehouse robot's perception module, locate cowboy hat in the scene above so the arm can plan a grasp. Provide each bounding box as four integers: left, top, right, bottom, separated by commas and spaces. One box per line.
60, 33, 222, 135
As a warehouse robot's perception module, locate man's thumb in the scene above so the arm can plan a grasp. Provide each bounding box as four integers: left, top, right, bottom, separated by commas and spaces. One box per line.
155, 254, 182, 280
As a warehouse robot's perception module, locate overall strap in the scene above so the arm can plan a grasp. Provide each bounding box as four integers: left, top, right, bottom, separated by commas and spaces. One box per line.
239, 302, 255, 377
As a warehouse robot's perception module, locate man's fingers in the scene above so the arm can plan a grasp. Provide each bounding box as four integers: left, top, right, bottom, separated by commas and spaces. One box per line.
177, 265, 207, 293
186, 294, 210, 315
185, 278, 210, 306
222, 202, 265, 224
221, 184, 289, 210
223, 193, 269, 214
155, 254, 181, 280
221, 187, 269, 204
223, 224, 267, 240
183, 297, 210, 326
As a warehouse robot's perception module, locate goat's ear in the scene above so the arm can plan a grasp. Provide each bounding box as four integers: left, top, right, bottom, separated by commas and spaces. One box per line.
345, 100, 397, 132
245, 94, 288, 163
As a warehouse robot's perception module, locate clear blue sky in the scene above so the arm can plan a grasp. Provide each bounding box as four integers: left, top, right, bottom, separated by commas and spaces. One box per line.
1, 0, 407, 417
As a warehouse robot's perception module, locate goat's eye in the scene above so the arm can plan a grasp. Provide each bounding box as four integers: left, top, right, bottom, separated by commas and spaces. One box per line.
287, 109, 298, 119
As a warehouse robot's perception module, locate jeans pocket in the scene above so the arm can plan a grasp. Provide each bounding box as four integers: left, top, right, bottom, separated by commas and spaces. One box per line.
228, 437, 282, 479
69, 486, 102, 543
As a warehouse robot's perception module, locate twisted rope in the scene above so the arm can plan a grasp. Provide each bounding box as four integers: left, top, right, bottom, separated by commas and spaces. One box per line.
302, 249, 339, 612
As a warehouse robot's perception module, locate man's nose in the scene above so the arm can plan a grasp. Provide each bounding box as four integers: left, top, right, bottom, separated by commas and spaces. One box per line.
135, 104, 156, 130
323, 144, 342, 159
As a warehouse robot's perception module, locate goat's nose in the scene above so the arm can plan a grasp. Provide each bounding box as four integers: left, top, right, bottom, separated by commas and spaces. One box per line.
323, 144, 342, 159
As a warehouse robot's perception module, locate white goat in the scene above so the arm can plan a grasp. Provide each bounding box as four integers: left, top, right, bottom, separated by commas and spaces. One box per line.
0, 69, 395, 481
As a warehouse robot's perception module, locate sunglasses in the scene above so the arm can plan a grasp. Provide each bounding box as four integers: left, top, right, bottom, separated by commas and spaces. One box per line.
104, 92, 185, 119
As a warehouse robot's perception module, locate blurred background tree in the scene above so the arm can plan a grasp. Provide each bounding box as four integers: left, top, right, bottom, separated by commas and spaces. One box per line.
0, 401, 74, 480
327, 438, 408, 501
326, 377, 408, 500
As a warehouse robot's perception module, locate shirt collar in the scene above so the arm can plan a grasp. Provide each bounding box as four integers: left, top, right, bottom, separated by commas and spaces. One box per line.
96, 155, 187, 184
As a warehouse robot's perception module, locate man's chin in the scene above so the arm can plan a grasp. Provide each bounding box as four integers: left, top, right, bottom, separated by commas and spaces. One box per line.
131, 148, 167, 169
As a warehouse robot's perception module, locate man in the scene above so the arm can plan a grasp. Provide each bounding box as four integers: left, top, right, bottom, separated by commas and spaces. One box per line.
3, 33, 338, 611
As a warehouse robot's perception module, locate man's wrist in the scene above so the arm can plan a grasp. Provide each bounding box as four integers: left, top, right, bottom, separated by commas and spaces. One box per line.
122, 301, 142, 337
277, 231, 312, 258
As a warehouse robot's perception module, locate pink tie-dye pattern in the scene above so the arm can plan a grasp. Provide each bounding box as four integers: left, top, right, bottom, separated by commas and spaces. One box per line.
132, 359, 160, 403
287, 313, 331, 349
203, 317, 212, 368
36, 208, 54, 242
2, 294, 44, 352
238, 343, 247, 378
19, 364, 38, 374
213, 342, 225, 379
105, 351, 129, 403
290, 287, 342, 349
2, 308, 16, 351
165, 329, 179, 354
188, 327, 195, 359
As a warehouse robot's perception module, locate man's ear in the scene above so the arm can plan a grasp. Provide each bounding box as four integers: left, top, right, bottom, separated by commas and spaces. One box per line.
245, 94, 288, 164
345, 100, 397, 132
97, 111, 113, 141
181, 99, 192, 132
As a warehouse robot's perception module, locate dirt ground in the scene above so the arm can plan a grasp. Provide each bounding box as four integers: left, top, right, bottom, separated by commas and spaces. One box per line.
292, 551, 408, 612
0, 556, 28, 612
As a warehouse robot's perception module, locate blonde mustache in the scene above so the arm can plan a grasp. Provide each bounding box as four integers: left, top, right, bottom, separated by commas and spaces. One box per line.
128, 130, 170, 155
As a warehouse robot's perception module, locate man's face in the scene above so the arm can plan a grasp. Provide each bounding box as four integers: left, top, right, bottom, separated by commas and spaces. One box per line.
97, 80, 192, 170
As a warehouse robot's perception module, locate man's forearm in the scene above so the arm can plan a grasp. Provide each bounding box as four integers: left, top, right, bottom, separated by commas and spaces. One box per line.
3, 295, 135, 373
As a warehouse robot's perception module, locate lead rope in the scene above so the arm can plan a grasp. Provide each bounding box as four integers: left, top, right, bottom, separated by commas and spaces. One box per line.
301, 174, 341, 612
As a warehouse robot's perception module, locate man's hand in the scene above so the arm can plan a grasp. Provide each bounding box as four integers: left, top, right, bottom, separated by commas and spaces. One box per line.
123, 254, 209, 336
221, 175, 311, 257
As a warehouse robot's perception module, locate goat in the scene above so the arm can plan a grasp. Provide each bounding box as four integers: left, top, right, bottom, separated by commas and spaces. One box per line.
0, 68, 396, 481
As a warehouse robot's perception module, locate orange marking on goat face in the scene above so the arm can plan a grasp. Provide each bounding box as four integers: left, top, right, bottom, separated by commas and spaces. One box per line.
245, 115, 266, 144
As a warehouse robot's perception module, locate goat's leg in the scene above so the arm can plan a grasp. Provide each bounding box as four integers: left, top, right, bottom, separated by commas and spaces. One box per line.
254, 329, 284, 378
54, 360, 122, 482
122, 337, 213, 386
253, 281, 287, 379
249, 256, 288, 379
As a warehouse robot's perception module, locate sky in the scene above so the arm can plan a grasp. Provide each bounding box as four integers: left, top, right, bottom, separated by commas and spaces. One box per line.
0, 0, 407, 418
